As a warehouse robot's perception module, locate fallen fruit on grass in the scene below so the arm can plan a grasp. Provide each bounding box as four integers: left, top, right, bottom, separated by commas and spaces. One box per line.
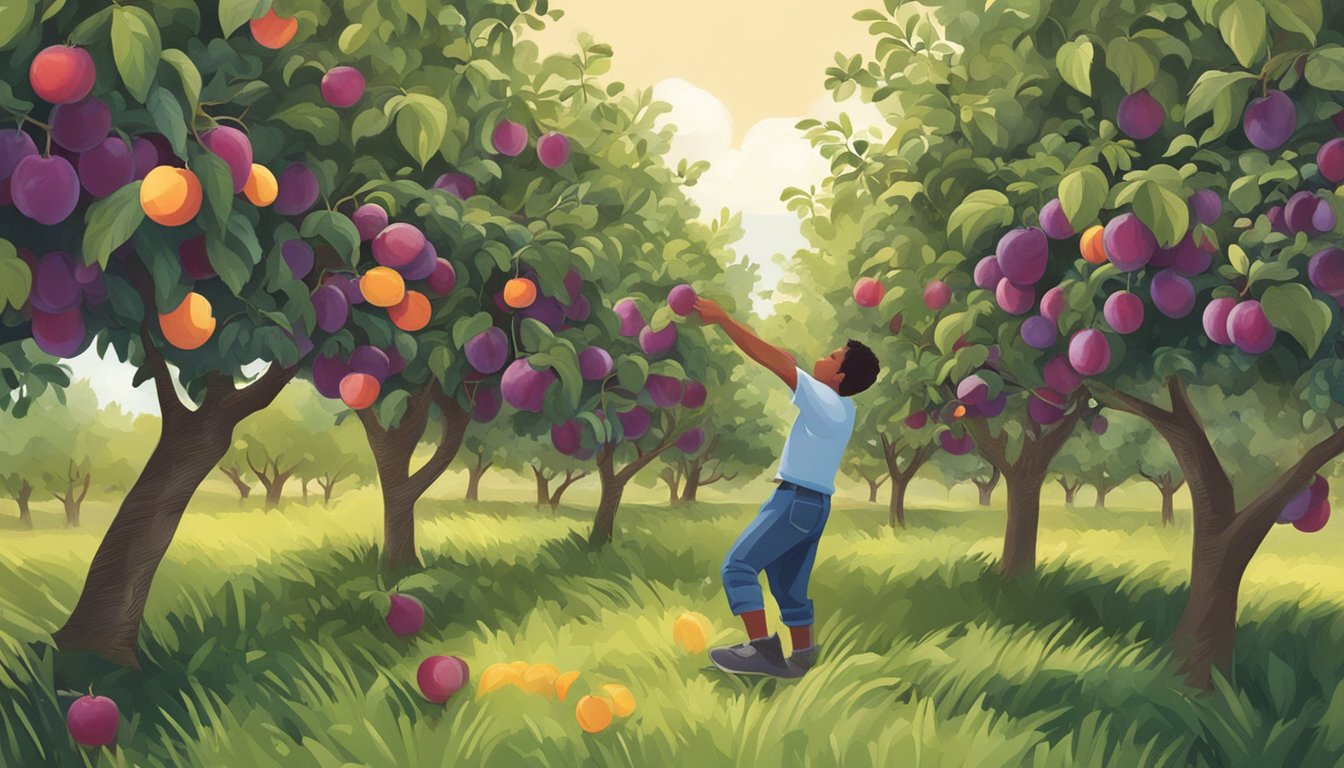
673, 611, 712, 653
600, 684, 636, 717
476, 663, 523, 698
66, 691, 118, 747
385, 594, 425, 637
575, 695, 613, 734
522, 664, 560, 697
555, 671, 581, 701
417, 656, 469, 703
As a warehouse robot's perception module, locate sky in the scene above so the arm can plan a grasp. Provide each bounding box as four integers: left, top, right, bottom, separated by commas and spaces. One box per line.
68, 1, 885, 414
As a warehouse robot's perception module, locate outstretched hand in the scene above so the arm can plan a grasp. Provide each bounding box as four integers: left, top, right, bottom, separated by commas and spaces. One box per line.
694, 298, 730, 326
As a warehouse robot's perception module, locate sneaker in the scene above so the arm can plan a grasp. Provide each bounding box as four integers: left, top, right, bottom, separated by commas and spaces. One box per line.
709, 634, 797, 677
787, 646, 820, 676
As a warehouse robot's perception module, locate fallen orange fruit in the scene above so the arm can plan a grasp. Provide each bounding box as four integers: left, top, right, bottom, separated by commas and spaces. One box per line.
575, 695, 613, 734
555, 670, 580, 702
599, 684, 636, 717
673, 612, 712, 654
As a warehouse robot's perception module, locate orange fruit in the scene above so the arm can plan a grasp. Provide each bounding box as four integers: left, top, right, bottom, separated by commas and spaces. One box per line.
159, 292, 215, 350
141, 166, 202, 226
242, 164, 277, 206
389, 290, 431, 331
503, 277, 537, 309
555, 671, 581, 702
599, 684, 636, 717
249, 9, 298, 49
575, 695, 613, 734
339, 372, 380, 410
953, 405, 967, 419
507, 661, 530, 676
476, 664, 523, 698
1080, 224, 1107, 264
360, 267, 406, 307
673, 612, 712, 654
521, 664, 559, 697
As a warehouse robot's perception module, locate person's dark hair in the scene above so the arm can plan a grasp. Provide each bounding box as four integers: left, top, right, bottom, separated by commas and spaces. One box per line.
838, 340, 879, 396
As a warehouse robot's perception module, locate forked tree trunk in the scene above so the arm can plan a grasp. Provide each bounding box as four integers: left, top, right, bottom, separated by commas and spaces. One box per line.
261, 471, 292, 510
52, 354, 294, 667
360, 385, 470, 574
974, 467, 1000, 506
866, 476, 886, 503
1094, 481, 1110, 509
1096, 376, 1344, 689
532, 466, 551, 508
588, 436, 676, 547
888, 476, 910, 528
880, 434, 933, 531
319, 479, 336, 505
549, 469, 587, 511
1057, 478, 1080, 507
301, 479, 309, 503
1161, 488, 1176, 526
464, 449, 490, 502
682, 462, 702, 503
963, 395, 1087, 578
662, 465, 682, 506
218, 466, 251, 502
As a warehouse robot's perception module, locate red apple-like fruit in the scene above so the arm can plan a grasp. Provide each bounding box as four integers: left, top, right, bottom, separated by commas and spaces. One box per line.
386, 594, 426, 636
66, 692, 119, 747
417, 655, 469, 703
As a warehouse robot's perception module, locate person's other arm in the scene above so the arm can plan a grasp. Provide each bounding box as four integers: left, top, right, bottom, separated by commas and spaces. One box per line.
694, 298, 797, 390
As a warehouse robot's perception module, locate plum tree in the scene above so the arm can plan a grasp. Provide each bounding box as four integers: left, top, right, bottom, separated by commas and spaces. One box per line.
816, 0, 1344, 689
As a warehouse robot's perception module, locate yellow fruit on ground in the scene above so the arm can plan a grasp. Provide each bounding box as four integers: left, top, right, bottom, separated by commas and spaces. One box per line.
159, 292, 215, 350
243, 164, 277, 206
555, 670, 581, 702
575, 695, 613, 734
673, 612, 712, 654
1080, 224, 1107, 264
140, 166, 203, 226
503, 277, 537, 309
476, 663, 522, 698
507, 660, 529, 675
600, 684, 636, 717
522, 664, 559, 697
360, 267, 406, 307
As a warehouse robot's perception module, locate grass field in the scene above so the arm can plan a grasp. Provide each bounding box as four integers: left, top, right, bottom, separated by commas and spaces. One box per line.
4, 472, 1344, 767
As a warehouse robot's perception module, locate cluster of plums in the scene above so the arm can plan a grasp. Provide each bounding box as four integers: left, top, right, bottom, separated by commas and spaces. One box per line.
1276, 474, 1332, 533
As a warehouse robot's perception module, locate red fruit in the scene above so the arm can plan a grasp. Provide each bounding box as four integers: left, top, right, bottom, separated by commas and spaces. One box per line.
428, 259, 457, 295
30, 46, 95, 104
924, 280, 951, 311
66, 693, 119, 747
537, 132, 571, 169
1068, 329, 1110, 376
995, 278, 1034, 315
1116, 89, 1165, 139
200, 126, 253, 193
385, 594, 425, 636
417, 656, 469, 703
492, 120, 528, 156
1202, 297, 1236, 345
668, 284, 698, 316
853, 277, 884, 307
321, 66, 366, 108
995, 227, 1048, 285
339, 372, 380, 409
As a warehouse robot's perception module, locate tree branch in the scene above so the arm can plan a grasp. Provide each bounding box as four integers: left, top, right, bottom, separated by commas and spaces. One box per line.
408, 386, 470, 496
1090, 381, 1173, 425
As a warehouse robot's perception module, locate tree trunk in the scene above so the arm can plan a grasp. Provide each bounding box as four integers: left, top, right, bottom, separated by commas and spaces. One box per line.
261, 471, 291, 510
888, 476, 909, 529
360, 386, 470, 575
1172, 532, 1246, 690
1001, 467, 1046, 577
665, 473, 680, 506
867, 478, 880, 503
218, 466, 251, 503
533, 466, 550, 509
549, 470, 586, 511
321, 481, 335, 505
974, 467, 1000, 506
301, 479, 309, 503
16, 480, 32, 529
51, 408, 240, 666
1161, 486, 1175, 526
589, 451, 625, 547
682, 463, 702, 503
1058, 478, 1077, 507
464, 450, 489, 502
1094, 482, 1109, 509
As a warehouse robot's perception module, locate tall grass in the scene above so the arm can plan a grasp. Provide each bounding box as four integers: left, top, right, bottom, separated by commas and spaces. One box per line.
3, 482, 1344, 767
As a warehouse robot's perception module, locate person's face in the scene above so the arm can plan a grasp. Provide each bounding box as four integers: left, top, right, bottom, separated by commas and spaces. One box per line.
812, 346, 848, 391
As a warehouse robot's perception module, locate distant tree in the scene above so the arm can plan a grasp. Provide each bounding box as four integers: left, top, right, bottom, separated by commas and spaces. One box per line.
217, 441, 253, 504
926, 448, 998, 506
461, 434, 496, 503
294, 400, 368, 506
843, 442, 889, 503
234, 386, 337, 509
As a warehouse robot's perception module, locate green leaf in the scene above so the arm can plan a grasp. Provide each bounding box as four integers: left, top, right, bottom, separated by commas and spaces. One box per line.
0, 239, 30, 311
160, 49, 202, 111
947, 190, 1012, 249
0, 0, 35, 50
615, 355, 648, 392
111, 6, 161, 103
218, 0, 267, 38
428, 346, 453, 382
1266, 0, 1320, 43
1185, 71, 1259, 124
40, 0, 66, 23
299, 211, 360, 263
1219, 0, 1267, 68
83, 183, 145, 268
1305, 46, 1344, 91
273, 103, 340, 146
1228, 243, 1250, 274
352, 108, 389, 145
934, 312, 973, 355
1229, 175, 1261, 213
519, 318, 553, 352
1163, 134, 1199, 157
392, 94, 448, 168
194, 151, 234, 235
206, 213, 261, 295
451, 312, 493, 349
146, 86, 187, 157
649, 304, 677, 332
68, 6, 111, 44
1056, 37, 1094, 96
1261, 283, 1332, 356
1105, 37, 1159, 92
1131, 181, 1190, 247
0, 80, 32, 116
1056, 166, 1108, 230
378, 390, 410, 429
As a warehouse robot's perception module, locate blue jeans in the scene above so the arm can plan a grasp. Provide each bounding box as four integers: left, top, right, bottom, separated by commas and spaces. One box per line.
721, 483, 831, 627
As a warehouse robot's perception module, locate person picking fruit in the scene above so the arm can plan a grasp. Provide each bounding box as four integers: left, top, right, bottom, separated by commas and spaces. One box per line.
693, 297, 879, 678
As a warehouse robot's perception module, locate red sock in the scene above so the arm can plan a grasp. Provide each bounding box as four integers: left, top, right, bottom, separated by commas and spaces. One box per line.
790, 624, 812, 652
739, 609, 768, 640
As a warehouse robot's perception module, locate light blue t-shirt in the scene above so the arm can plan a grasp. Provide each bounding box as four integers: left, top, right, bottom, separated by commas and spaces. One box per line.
775, 368, 857, 495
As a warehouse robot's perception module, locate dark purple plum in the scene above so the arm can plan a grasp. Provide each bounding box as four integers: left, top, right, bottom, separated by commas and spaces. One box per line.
77, 137, 135, 198
1117, 89, 1164, 139
995, 227, 1048, 284
938, 430, 975, 455
178, 235, 216, 280
995, 278, 1034, 315
1103, 213, 1156, 272
500, 358, 555, 412
566, 296, 591, 322
433, 173, 476, 200
0, 129, 37, 182
1243, 90, 1296, 151
50, 97, 111, 153
1020, 316, 1057, 349
31, 306, 86, 357
1188, 190, 1222, 226
29, 252, 81, 313
614, 299, 644, 336
618, 407, 651, 440
282, 240, 314, 279
578, 347, 613, 380
1310, 248, 1344, 295
1039, 198, 1074, 239
1226, 300, 1275, 354
645, 374, 684, 408
472, 385, 502, 422
274, 162, 320, 215
1103, 290, 1144, 334
311, 284, 350, 333
1319, 139, 1344, 183
681, 381, 707, 409
428, 259, 456, 295
1150, 269, 1195, 318
350, 345, 391, 381
465, 327, 509, 374
399, 241, 438, 281
973, 255, 1003, 290
11, 155, 79, 225
373, 223, 425, 269
200, 126, 253, 192
1285, 191, 1320, 234
351, 203, 388, 241
956, 374, 988, 405
640, 323, 677, 356
312, 355, 352, 399
1044, 355, 1082, 394
676, 428, 706, 454
552, 421, 582, 455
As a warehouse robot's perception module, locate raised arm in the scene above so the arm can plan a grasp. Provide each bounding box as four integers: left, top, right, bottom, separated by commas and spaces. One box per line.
695, 298, 797, 390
